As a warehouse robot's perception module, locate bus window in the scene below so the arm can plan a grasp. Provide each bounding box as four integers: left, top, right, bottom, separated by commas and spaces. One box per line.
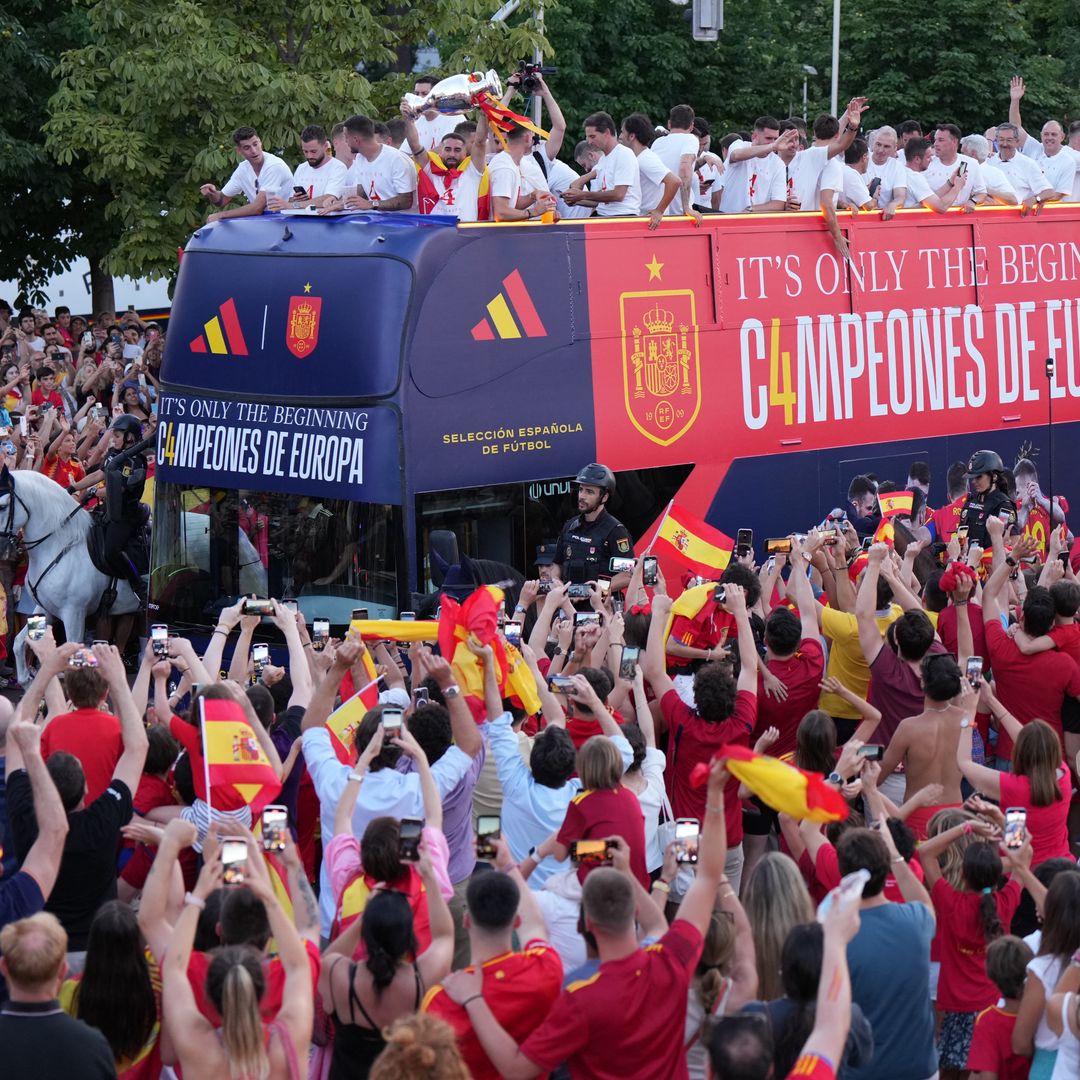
414, 464, 692, 589
151, 482, 402, 632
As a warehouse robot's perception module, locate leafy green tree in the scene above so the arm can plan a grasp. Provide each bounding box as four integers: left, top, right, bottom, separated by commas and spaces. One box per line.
45, 0, 543, 282
0, 0, 119, 309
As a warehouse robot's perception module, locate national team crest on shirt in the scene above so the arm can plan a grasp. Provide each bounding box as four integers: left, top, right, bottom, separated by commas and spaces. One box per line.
621, 290, 701, 447
286, 289, 322, 358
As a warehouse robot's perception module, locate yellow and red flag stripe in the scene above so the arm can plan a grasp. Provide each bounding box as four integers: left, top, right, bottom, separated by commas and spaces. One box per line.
653, 501, 734, 577
200, 698, 281, 815
878, 490, 914, 520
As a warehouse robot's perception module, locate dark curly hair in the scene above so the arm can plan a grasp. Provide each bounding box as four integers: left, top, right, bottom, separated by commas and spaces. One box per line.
693, 663, 737, 723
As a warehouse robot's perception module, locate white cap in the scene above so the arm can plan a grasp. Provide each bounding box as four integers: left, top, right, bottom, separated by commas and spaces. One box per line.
378, 687, 410, 709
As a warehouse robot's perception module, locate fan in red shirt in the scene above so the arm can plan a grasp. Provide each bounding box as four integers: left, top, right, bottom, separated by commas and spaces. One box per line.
423, 844, 563, 1080
40, 664, 123, 804
1014, 457, 1067, 558
981, 540, 1080, 763
965, 936, 1034, 1080
551, 735, 649, 888
41, 428, 85, 490
435, 762, 733, 1080
644, 584, 758, 891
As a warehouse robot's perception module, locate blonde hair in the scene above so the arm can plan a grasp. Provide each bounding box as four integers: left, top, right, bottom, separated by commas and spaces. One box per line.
742, 853, 814, 1001
370, 1014, 470, 1079
927, 807, 976, 889
207, 947, 270, 1080
694, 909, 737, 1016
0, 912, 67, 992
576, 735, 623, 791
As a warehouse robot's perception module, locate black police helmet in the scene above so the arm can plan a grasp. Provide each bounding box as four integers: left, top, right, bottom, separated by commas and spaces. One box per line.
110, 414, 142, 439
575, 462, 616, 495
965, 450, 1004, 479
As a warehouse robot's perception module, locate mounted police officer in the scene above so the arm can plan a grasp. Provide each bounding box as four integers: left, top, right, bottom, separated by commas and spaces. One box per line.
553, 463, 634, 587
70, 414, 150, 599
960, 449, 1017, 549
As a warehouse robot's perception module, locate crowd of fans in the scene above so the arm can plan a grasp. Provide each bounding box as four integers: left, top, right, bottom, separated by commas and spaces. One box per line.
198, 71, 1080, 254
0, 303, 162, 670
0, 446, 1078, 1079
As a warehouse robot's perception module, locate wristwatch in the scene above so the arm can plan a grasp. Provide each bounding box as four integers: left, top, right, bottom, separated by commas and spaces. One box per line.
443, 684, 461, 699
827, 771, 842, 785
527, 845, 539, 860
960, 717, 971, 729
1005, 555, 1018, 568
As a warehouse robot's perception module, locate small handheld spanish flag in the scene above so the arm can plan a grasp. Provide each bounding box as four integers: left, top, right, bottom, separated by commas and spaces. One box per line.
200, 698, 281, 815
878, 490, 914, 520
690, 744, 849, 823
653, 502, 734, 577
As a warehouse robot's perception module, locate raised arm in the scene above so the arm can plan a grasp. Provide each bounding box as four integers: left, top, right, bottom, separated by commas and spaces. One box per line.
5, 720, 69, 902
675, 760, 729, 937
271, 599, 313, 708
723, 584, 759, 696
301, 640, 357, 732
138, 817, 198, 962
855, 544, 888, 666
95, 643, 149, 792
642, 591, 676, 701
415, 839, 455, 989
394, 724, 443, 831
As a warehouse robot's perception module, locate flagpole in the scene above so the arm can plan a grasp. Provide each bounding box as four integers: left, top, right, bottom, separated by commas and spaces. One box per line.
199, 697, 213, 817
643, 499, 674, 556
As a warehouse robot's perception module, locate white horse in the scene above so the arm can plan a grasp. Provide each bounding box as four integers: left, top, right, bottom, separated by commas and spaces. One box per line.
0, 468, 142, 683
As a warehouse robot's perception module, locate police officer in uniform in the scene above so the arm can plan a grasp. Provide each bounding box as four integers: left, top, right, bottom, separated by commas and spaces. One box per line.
553, 463, 634, 587
70, 414, 149, 596
960, 449, 1017, 548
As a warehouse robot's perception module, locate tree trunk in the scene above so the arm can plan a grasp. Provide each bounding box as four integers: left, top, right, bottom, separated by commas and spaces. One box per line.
89, 257, 115, 317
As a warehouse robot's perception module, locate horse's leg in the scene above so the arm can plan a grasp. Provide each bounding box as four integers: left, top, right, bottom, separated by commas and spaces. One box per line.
62, 605, 86, 650
12, 621, 30, 687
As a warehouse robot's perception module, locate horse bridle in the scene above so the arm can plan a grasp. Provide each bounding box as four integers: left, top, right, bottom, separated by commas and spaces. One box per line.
0, 473, 90, 603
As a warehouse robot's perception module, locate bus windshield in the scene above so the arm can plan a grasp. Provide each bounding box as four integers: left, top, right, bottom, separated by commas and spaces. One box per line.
150, 482, 402, 632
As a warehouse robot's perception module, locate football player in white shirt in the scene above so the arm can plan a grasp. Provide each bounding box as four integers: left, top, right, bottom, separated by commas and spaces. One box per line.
925, 124, 987, 212
651, 105, 700, 216
902, 137, 964, 213
864, 126, 908, 218
719, 117, 798, 214
787, 97, 867, 213
1008, 76, 1079, 200
488, 125, 556, 222
200, 126, 294, 222
402, 105, 471, 218
619, 114, 684, 228
995, 123, 1058, 213
330, 123, 355, 170
958, 135, 1018, 205
409, 74, 461, 151
839, 139, 875, 211
266, 125, 349, 211
563, 111, 642, 217
322, 114, 416, 212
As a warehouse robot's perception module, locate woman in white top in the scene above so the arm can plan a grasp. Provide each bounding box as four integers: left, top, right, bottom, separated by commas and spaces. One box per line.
1048, 959, 1080, 1080
1013, 871, 1080, 1079
618, 665, 666, 871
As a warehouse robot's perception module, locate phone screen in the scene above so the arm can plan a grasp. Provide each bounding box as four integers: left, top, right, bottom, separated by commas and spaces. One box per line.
381, 707, 403, 733
398, 818, 423, 860
312, 618, 329, 648
571, 839, 611, 864
504, 623, 522, 646
619, 645, 640, 680
151, 623, 168, 659
27, 614, 46, 641
642, 556, 658, 586
574, 611, 601, 627
765, 538, 793, 554
736, 528, 753, 557
476, 815, 501, 860
609, 556, 636, 574
966, 656, 983, 687
221, 838, 248, 884
1004, 808, 1027, 850
253, 644, 269, 669
262, 806, 288, 852
674, 819, 700, 864
242, 598, 274, 616
548, 675, 575, 694
351, 607, 369, 621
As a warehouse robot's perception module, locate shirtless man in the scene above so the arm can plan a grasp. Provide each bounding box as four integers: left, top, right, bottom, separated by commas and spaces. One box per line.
876, 652, 972, 839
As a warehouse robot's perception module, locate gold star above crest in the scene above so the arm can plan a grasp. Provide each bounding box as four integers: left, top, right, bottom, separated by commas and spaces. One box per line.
303, 282, 313, 293
645, 254, 664, 281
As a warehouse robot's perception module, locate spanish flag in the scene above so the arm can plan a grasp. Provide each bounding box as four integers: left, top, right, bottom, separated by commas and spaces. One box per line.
878, 490, 914, 520
200, 698, 281, 816
653, 502, 734, 577
437, 587, 541, 716
349, 619, 438, 643
689, 743, 849, 823
872, 517, 895, 548
662, 582, 718, 645
326, 683, 376, 765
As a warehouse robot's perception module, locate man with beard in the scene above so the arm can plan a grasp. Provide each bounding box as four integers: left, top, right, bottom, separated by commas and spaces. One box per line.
553, 464, 632, 588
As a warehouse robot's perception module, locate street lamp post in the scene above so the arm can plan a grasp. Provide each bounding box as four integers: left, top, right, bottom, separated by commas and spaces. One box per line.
830, 0, 840, 118
802, 64, 818, 121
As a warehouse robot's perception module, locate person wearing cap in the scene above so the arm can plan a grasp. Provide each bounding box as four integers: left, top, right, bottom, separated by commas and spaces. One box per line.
534, 541, 560, 583
553, 463, 633, 588
959, 450, 1017, 549
70, 414, 149, 598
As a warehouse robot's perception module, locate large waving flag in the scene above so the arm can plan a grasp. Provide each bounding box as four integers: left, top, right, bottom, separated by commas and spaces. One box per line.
349, 619, 438, 642
200, 698, 281, 815
438, 587, 541, 716
653, 502, 734, 577
878, 490, 914, 520
690, 743, 849, 823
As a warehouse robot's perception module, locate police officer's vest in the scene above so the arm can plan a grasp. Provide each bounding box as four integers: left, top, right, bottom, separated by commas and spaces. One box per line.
961, 488, 1016, 548
560, 511, 624, 583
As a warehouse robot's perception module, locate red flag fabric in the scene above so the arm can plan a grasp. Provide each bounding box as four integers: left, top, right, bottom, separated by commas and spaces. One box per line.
654, 502, 734, 577
689, 743, 849, 823
200, 698, 281, 815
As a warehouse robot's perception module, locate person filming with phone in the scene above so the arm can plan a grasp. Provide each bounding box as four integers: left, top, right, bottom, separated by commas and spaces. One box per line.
553, 463, 633, 589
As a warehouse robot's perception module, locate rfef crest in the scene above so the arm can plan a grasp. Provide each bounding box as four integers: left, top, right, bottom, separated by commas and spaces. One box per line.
620, 289, 701, 447
286, 295, 322, 358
